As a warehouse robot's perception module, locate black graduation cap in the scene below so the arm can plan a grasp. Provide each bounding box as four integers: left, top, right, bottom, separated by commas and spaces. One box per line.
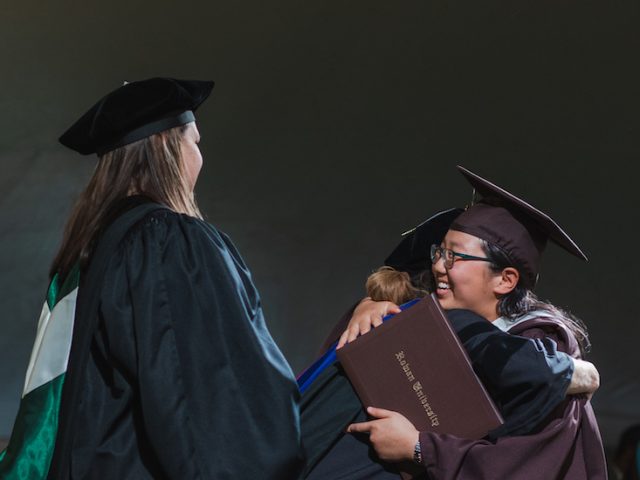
451, 165, 587, 288
59, 77, 214, 156
384, 207, 464, 276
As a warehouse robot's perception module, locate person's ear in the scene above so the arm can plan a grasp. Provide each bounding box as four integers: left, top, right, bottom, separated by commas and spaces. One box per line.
494, 267, 519, 295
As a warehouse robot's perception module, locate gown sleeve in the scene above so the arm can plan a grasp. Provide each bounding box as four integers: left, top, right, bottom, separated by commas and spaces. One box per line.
318, 306, 574, 438
102, 211, 304, 479
418, 311, 590, 480
445, 309, 573, 438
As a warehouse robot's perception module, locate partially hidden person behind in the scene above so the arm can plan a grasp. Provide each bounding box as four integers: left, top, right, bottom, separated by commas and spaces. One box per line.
0, 78, 304, 480
342, 166, 607, 479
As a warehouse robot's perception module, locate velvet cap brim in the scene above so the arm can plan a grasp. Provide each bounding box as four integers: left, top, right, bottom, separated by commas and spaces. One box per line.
451, 165, 587, 287
59, 77, 214, 156
385, 208, 465, 276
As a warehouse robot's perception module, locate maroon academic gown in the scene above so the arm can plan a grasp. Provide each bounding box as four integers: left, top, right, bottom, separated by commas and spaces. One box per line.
419, 316, 607, 480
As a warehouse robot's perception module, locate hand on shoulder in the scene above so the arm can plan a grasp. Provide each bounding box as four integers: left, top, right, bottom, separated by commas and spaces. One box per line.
336, 297, 401, 349
568, 359, 600, 398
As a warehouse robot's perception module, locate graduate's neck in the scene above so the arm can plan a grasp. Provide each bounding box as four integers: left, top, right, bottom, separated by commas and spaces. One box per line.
476, 301, 500, 323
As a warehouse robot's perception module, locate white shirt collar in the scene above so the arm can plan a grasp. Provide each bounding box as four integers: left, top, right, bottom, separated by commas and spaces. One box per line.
491, 309, 554, 332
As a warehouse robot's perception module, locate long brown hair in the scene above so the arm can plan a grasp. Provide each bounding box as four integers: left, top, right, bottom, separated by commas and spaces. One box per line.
50, 124, 202, 280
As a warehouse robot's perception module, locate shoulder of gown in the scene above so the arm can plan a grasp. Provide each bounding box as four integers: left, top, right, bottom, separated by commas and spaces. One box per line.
97, 209, 304, 479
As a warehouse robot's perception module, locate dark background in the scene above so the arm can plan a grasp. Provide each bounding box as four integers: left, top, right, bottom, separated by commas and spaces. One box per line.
1, 0, 638, 459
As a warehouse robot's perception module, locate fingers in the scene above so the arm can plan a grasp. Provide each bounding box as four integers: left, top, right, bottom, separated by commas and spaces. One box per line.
338, 323, 364, 349
387, 303, 401, 315
337, 299, 402, 349
337, 329, 349, 349
347, 420, 374, 434
347, 324, 361, 344
569, 359, 600, 395
367, 406, 395, 419
588, 362, 600, 392
342, 318, 376, 346
359, 321, 372, 335
373, 302, 400, 326
346, 405, 393, 432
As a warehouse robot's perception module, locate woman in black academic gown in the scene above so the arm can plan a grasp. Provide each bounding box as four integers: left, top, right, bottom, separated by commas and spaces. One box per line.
0, 78, 304, 480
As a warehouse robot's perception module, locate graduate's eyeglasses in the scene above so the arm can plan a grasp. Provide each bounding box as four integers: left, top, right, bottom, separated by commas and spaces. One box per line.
430, 245, 492, 269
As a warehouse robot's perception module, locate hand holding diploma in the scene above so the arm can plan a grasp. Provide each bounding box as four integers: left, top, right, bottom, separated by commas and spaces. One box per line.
347, 406, 419, 462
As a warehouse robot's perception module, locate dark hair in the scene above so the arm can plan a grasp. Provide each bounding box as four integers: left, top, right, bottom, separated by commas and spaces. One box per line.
50, 125, 201, 280
481, 241, 591, 356
410, 269, 435, 294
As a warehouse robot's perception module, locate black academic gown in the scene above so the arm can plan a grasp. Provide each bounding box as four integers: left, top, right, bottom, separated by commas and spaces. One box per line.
301, 307, 574, 479
48, 201, 304, 479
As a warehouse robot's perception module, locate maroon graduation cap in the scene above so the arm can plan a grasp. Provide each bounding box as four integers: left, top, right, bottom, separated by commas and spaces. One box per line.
451, 165, 587, 288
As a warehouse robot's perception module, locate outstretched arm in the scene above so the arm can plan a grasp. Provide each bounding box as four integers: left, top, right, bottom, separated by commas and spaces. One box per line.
338, 299, 599, 399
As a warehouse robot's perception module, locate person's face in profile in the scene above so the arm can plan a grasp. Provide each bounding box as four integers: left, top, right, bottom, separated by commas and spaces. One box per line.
432, 229, 502, 320
180, 122, 203, 190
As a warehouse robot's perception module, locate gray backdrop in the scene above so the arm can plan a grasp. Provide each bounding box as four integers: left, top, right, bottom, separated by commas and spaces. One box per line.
1, 0, 638, 458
